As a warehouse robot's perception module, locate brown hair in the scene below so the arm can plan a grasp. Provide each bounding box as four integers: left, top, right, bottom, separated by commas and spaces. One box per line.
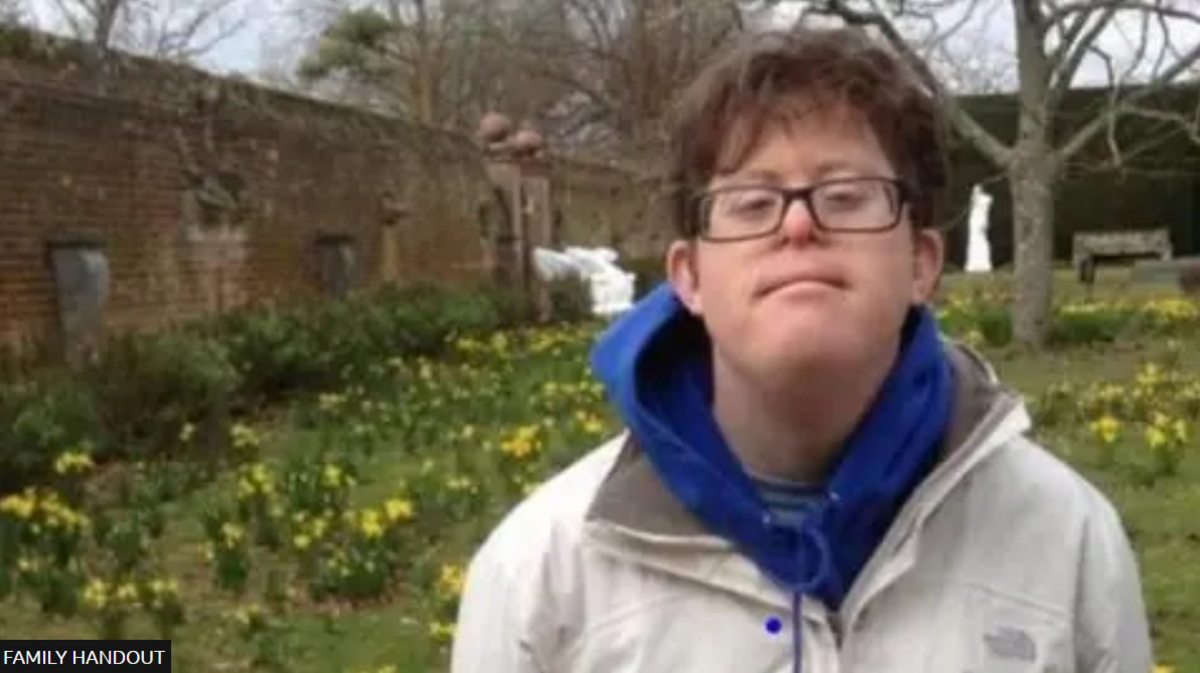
666, 27, 949, 238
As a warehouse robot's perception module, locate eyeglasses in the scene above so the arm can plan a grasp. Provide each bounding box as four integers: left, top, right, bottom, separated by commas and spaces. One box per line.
694, 177, 910, 243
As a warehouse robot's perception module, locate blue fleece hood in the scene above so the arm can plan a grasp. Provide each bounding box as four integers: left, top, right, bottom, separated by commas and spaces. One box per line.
590, 281, 955, 611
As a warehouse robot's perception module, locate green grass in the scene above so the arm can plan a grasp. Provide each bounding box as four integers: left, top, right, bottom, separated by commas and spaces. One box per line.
943, 263, 1184, 299
1, 274, 1198, 672
0, 423, 472, 671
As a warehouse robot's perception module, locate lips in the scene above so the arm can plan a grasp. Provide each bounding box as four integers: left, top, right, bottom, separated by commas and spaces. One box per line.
759, 272, 846, 297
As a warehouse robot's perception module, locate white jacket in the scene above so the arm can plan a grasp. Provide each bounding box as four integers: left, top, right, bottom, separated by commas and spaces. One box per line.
451, 346, 1153, 672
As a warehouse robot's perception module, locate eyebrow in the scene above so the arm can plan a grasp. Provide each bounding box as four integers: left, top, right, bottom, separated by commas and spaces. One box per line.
714, 161, 887, 186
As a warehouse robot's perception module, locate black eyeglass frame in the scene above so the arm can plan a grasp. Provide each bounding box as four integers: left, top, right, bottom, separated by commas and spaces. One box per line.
690, 177, 914, 243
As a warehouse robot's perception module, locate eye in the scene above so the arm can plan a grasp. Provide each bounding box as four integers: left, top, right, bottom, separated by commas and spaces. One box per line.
819, 183, 873, 209
716, 189, 779, 217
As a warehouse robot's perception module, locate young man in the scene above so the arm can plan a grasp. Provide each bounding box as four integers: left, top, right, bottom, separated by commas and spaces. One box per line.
451, 28, 1152, 673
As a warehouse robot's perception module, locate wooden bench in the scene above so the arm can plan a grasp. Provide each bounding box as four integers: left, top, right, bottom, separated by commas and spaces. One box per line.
1131, 256, 1200, 295
1073, 229, 1173, 286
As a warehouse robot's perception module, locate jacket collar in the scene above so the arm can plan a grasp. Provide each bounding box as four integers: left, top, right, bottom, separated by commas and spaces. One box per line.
585, 342, 1023, 541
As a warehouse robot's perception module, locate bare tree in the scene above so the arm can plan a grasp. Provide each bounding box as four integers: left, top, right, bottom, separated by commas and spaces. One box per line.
292, 0, 516, 126
770, 0, 1200, 347
0, 0, 24, 26
488, 0, 745, 157
47, 0, 250, 62
283, 0, 746, 154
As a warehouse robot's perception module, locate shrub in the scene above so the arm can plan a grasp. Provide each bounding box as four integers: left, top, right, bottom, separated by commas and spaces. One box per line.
82, 331, 240, 462
936, 296, 1012, 347
0, 281, 547, 494
375, 284, 511, 354
0, 374, 102, 491
624, 257, 666, 299
938, 295, 1200, 348
210, 283, 536, 407
545, 277, 595, 324
1048, 305, 1130, 346
209, 306, 324, 405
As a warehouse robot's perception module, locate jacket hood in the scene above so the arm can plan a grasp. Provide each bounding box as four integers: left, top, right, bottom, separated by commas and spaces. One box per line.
589, 281, 955, 612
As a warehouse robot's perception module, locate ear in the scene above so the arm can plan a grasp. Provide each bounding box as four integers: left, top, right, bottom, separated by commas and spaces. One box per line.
666, 239, 704, 316
912, 228, 945, 304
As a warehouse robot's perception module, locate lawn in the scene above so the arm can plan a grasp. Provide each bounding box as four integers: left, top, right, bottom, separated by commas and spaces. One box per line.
0, 268, 1197, 672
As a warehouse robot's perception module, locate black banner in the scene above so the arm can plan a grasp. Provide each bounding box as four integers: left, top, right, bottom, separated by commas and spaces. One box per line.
0, 641, 170, 671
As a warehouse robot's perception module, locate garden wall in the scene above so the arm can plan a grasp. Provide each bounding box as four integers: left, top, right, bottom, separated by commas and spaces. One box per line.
0, 27, 658, 356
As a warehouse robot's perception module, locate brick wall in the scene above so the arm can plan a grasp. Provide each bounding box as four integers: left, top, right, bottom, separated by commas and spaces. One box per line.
0, 28, 659, 355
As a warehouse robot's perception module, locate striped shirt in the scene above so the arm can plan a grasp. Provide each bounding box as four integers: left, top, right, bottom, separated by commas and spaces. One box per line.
748, 471, 827, 528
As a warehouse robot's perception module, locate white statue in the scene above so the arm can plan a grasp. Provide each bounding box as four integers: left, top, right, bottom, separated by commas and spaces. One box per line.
532, 245, 636, 318
533, 248, 579, 282
965, 184, 994, 273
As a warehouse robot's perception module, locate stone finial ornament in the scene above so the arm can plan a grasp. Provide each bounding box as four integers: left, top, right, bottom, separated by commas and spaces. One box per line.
477, 112, 513, 144
510, 127, 544, 157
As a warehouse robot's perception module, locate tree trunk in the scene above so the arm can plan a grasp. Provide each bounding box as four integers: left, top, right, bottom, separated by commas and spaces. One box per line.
1008, 147, 1057, 348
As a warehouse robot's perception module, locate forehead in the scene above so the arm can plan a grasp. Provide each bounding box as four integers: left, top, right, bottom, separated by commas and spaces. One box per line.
713, 99, 892, 181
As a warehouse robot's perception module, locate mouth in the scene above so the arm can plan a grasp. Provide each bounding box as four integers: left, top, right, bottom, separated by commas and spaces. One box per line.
759, 274, 846, 297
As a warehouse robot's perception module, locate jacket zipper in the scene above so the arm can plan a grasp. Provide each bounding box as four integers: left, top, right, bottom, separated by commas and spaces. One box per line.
792, 594, 845, 673
827, 613, 844, 672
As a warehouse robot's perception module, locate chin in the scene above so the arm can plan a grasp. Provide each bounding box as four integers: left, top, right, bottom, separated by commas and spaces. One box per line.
755, 329, 864, 376
762, 300, 852, 342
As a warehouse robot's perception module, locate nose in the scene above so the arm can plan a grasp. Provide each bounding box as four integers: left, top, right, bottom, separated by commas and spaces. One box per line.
779, 197, 818, 243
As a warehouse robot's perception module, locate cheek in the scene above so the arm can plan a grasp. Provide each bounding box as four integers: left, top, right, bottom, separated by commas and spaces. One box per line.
695, 249, 756, 297
693, 254, 759, 325
848, 241, 918, 303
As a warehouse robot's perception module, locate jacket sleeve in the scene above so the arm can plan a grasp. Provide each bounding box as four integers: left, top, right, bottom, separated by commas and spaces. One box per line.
1073, 495, 1154, 673
449, 535, 551, 673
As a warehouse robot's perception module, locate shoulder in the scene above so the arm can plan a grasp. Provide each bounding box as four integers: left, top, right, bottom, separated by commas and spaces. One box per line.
459, 433, 626, 608
954, 428, 1137, 574
1002, 435, 1152, 666
452, 435, 626, 668
932, 417, 1141, 597
983, 432, 1131, 546
470, 433, 626, 573
964, 432, 1150, 659
925, 427, 1149, 651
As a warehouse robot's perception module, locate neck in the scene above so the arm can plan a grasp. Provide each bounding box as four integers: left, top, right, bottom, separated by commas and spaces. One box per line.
711, 337, 901, 483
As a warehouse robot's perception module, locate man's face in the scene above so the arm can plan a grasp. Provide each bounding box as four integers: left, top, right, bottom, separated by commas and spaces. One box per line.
666, 105, 943, 385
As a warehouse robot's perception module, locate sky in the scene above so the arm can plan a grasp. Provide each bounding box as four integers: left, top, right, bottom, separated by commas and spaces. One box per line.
23, 0, 285, 76
21, 0, 1200, 91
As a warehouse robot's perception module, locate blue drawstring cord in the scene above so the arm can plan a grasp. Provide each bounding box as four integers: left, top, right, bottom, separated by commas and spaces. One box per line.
785, 517, 836, 673
792, 591, 804, 673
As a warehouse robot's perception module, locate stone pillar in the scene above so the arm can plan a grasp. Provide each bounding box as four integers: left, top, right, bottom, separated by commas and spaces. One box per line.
477, 113, 553, 320
380, 190, 408, 285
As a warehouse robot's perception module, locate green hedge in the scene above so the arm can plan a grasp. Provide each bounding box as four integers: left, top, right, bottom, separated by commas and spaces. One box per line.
937, 295, 1199, 348
625, 256, 667, 299
0, 282, 558, 493
4, 272, 1194, 495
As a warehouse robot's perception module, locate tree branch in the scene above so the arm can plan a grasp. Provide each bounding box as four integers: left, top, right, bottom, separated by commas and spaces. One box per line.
1047, 4, 1120, 106
809, 0, 1012, 167
1058, 39, 1200, 160
1042, 0, 1200, 30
